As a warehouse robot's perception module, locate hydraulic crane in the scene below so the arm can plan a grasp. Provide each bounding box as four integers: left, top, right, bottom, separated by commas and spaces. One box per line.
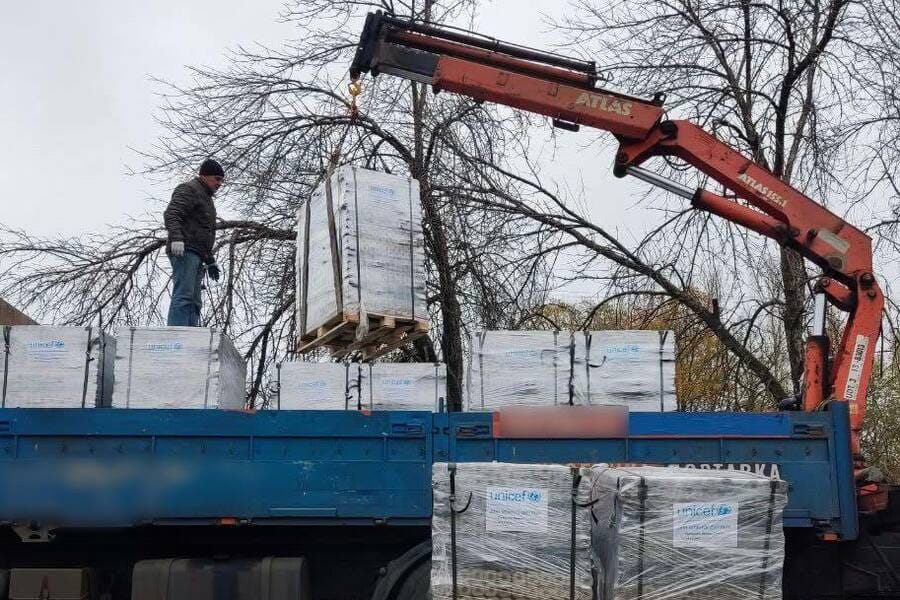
349, 11, 886, 500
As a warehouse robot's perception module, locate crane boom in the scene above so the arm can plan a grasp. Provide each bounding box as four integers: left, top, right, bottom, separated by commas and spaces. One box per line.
349, 12, 884, 471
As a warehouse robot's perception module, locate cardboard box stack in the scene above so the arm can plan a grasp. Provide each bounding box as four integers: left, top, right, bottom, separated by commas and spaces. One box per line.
296, 167, 427, 337
0, 325, 114, 408
431, 462, 594, 600
112, 327, 245, 409
590, 465, 788, 600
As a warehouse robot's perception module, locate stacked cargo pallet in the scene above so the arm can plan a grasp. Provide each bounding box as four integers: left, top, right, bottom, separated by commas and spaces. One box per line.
1, 325, 246, 410
276, 361, 446, 411
113, 327, 245, 409
430, 462, 788, 600
0, 325, 115, 408
467, 329, 676, 412
296, 167, 429, 359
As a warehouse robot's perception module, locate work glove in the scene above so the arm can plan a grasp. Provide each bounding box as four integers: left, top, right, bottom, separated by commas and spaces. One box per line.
207, 263, 221, 282
170, 241, 185, 257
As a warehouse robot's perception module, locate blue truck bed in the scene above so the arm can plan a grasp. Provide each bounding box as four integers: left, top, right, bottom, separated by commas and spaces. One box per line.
0, 403, 857, 539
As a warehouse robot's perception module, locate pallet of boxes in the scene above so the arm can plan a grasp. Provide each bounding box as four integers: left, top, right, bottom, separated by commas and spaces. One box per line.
0, 324, 246, 410
431, 462, 788, 600
295, 166, 429, 360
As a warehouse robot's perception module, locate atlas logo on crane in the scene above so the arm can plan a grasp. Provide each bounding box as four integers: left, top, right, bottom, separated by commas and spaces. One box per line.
574, 92, 633, 116
737, 172, 787, 208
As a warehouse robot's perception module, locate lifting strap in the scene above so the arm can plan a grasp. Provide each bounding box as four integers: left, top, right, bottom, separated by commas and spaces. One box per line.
1, 326, 10, 407
448, 463, 472, 600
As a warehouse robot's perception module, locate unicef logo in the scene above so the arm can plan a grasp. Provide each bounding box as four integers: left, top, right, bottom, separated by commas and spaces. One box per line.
716, 504, 733, 515
28, 340, 65, 350
146, 341, 184, 353
526, 491, 542, 502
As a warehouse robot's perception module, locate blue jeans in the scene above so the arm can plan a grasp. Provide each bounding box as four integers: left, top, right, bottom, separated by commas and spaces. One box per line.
167, 251, 204, 326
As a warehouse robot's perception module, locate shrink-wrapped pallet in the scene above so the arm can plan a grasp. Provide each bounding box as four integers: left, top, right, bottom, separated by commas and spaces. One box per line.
296, 167, 427, 339
573, 330, 676, 411
276, 361, 350, 409
112, 327, 246, 409
0, 325, 114, 408
466, 330, 572, 411
431, 462, 594, 600
591, 465, 787, 600
357, 362, 445, 411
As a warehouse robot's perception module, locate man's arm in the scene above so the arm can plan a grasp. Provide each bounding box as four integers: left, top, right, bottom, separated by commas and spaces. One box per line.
163, 184, 194, 245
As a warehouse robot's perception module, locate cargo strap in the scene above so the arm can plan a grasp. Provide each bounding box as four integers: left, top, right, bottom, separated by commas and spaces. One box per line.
658, 330, 669, 411
758, 478, 778, 599
476, 331, 486, 411
299, 113, 355, 336
570, 468, 598, 600
323, 161, 345, 318
203, 328, 216, 408
447, 463, 472, 600
406, 176, 416, 321
635, 477, 648, 600
553, 330, 560, 406
568, 332, 576, 405
80, 326, 93, 408
1, 326, 10, 407
125, 327, 136, 408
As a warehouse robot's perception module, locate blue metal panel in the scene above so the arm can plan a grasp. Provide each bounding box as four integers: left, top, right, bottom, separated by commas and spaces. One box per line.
0, 407, 858, 539
0, 409, 433, 526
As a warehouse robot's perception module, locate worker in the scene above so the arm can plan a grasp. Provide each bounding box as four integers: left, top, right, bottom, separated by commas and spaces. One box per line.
163, 158, 224, 327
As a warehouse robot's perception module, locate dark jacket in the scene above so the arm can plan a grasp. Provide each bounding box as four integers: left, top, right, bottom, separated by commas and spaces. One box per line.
164, 177, 217, 264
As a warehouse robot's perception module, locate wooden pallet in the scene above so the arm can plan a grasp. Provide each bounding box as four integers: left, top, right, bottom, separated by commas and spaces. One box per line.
298, 312, 429, 361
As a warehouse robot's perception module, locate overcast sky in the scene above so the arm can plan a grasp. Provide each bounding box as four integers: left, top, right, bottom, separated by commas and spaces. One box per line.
0, 0, 293, 235
0, 1, 648, 303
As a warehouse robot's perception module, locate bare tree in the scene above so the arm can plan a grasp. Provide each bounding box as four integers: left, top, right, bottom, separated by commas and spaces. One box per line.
0, 0, 559, 408
514, 0, 896, 402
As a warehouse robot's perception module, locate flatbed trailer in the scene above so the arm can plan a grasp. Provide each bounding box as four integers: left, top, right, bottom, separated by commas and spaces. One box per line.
0, 405, 897, 598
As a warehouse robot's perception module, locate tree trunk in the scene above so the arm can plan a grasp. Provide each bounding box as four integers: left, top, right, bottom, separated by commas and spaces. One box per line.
410, 74, 465, 410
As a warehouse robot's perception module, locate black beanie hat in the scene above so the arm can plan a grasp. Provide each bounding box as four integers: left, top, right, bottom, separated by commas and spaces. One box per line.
199, 158, 225, 178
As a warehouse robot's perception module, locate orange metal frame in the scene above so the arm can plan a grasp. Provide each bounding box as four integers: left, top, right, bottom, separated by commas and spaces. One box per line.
352, 14, 884, 465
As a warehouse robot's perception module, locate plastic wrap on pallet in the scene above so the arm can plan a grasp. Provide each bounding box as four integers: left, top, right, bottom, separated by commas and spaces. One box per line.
357, 363, 445, 411
0, 326, 115, 408
276, 362, 349, 409
296, 166, 427, 337
466, 330, 572, 411
431, 462, 593, 600
591, 465, 787, 600
112, 327, 246, 409
573, 330, 676, 411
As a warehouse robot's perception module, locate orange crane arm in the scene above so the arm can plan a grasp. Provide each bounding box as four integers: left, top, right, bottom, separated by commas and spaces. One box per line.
350, 12, 884, 458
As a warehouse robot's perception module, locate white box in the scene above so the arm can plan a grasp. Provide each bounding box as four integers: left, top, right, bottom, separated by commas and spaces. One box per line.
276, 362, 350, 409
296, 167, 427, 337
357, 362, 446, 411
0, 325, 114, 408
431, 462, 593, 600
573, 330, 676, 411
591, 465, 787, 600
466, 330, 571, 411
112, 327, 246, 409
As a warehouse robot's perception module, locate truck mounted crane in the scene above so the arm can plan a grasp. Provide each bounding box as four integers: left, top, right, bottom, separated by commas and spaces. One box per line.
349, 10, 885, 496
0, 12, 898, 600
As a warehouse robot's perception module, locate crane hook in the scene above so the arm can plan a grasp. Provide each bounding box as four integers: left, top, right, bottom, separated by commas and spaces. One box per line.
348, 78, 362, 119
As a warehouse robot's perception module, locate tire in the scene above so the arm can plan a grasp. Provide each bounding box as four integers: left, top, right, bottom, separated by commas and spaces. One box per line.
392, 558, 431, 600
370, 541, 431, 600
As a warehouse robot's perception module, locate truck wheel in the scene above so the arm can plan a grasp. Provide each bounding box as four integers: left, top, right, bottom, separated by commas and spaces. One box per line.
370, 541, 431, 600
392, 559, 431, 600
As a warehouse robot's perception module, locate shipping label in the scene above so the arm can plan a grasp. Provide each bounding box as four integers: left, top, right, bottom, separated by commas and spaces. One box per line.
485, 487, 549, 533
843, 335, 869, 403
25, 339, 68, 362
673, 501, 739, 548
